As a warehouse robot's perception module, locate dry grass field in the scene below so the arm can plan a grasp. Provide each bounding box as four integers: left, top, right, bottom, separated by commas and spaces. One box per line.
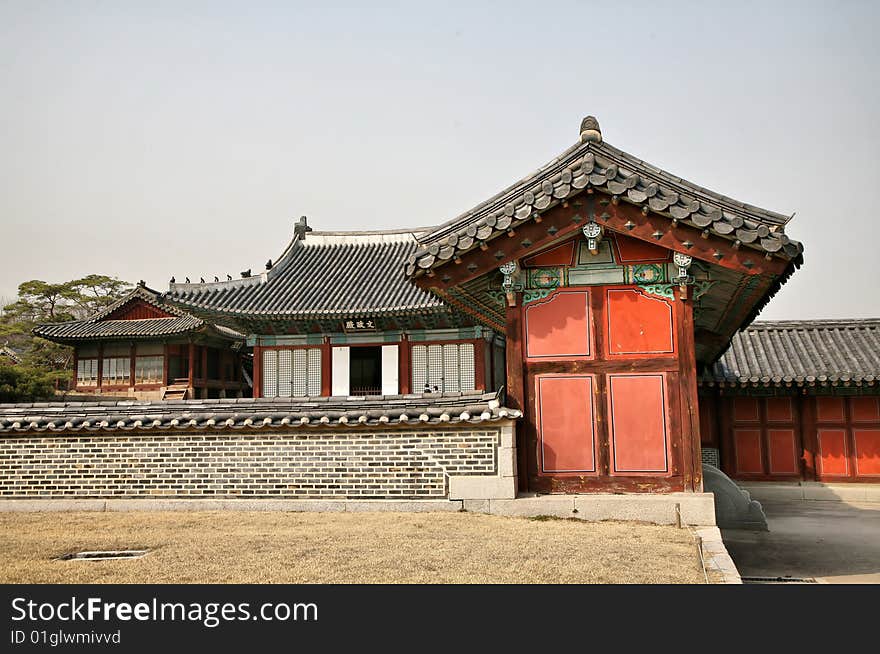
0, 511, 705, 584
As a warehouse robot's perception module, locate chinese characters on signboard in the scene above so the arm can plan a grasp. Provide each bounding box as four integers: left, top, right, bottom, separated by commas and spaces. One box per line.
342, 319, 377, 332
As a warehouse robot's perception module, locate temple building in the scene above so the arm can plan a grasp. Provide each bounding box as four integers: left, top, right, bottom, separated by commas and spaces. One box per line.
34, 284, 248, 400
6, 114, 874, 509
700, 319, 880, 483
166, 223, 504, 401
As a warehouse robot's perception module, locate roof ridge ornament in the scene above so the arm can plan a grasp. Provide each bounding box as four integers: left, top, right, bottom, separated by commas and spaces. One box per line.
579, 115, 602, 143
294, 215, 313, 240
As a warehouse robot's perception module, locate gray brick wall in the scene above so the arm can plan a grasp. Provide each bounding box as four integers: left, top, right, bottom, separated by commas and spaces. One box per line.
701, 447, 720, 469
0, 428, 501, 500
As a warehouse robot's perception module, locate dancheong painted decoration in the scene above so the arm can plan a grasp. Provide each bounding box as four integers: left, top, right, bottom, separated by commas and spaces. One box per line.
7, 113, 877, 505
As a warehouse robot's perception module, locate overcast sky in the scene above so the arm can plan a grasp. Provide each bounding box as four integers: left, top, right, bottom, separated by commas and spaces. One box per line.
1, 1, 878, 319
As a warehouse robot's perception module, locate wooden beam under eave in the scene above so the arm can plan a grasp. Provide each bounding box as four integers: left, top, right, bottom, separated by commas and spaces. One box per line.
716, 273, 776, 337
430, 287, 505, 332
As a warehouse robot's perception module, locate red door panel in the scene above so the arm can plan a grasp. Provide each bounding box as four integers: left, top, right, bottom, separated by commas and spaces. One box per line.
853, 429, 880, 476
767, 429, 799, 475
536, 375, 596, 473
608, 374, 668, 473
733, 397, 760, 422
766, 398, 793, 422
816, 397, 845, 422
606, 289, 674, 355
525, 290, 591, 360
734, 429, 763, 474
817, 428, 849, 477
851, 398, 880, 423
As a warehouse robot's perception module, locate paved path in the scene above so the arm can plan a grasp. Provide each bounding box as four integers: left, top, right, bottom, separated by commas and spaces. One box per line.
721, 500, 880, 583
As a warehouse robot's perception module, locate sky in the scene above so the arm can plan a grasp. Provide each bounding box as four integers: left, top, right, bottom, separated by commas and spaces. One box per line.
1, 1, 878, 319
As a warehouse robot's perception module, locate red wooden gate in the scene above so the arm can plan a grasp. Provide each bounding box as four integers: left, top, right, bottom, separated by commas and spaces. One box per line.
523, 285, 694, 493
724, 396, 803, 480
815, 396, 880, 480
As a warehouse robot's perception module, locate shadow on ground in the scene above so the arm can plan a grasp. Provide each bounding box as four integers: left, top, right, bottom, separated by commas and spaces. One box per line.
721, 500, 880, 583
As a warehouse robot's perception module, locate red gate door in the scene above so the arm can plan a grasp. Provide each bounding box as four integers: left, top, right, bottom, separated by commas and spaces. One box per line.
728, 397, 802, 480
535, 374, 596, 474
816, 397, 880, 480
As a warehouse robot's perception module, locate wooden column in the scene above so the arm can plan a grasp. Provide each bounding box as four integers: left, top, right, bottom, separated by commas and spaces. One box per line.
504, 299, 525, 410
719, 393, 736, 477
201, 347, 208, 383
398, 335, 411, 395
320, 338, 332, 397
800, 393, 818, 481
252, 344, 262, 399
129, 343, 137, 389
474, 337, 486, 392
96, 343, 104, 391
71, 348, 79, 391
162, 343, 169, 387
709, 389, 724, 449
187, 342, 195, 391
677, 290, 702, 492
505, 294, 527, 493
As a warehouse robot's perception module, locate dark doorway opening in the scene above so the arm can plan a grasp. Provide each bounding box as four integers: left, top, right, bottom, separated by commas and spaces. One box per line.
167, 355, 188, 384
350, 346, 382, 396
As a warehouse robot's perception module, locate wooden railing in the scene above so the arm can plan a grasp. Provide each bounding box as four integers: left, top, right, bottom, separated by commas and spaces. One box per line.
350, 386, 383, 396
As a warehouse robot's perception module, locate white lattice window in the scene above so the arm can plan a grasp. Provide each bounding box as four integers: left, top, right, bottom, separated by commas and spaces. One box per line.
102, 357, 130, 385
76, 358, 98, 386
262, 350, 277, 398
277, 350, 292, 398
411, 343, 476, 393
290, 349, 322, 397
135, 356, 164, 384
262, 348, 322, 398
458, 343, 475, 390
307, 349, 321, 396
411, 345, 427, 394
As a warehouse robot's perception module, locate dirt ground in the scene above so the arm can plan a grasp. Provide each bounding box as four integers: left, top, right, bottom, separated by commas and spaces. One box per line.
0, 511, 705, 584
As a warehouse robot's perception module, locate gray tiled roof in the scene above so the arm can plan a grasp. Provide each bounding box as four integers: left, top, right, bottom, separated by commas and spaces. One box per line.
407, 117, 803, 275
0, 391, 521, 433
34, 316, 203, 341
703, 319, 880, 387
32, 285, 241, 342
33, 286, 204, 342
167, 230, 445, 318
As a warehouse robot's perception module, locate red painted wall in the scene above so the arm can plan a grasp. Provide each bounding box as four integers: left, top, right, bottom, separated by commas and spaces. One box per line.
612, 234, 671, 264
705, 393, 880, 482
105, 300, 173, 321
523, 241, 576, 267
